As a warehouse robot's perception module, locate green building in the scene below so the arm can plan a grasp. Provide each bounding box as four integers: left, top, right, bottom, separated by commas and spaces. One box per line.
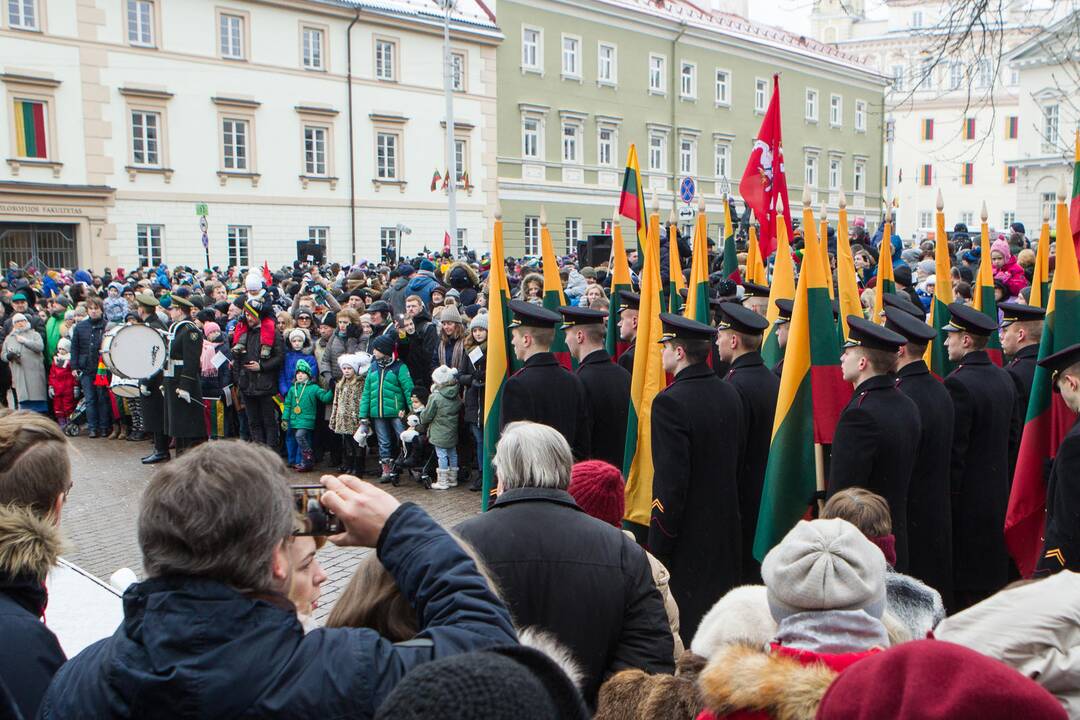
495, 0, 888, 257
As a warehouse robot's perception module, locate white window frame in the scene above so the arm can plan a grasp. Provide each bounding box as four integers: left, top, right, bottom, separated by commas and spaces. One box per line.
561, 34, 581, 80
304, 125, 327, 176
524, 216, 540, 255
600, 219, 613, 235
374, 38, 397, 82
648, 53, 666, 95
715, 68, 731, 107
308, 226, 329, 246
451, 51, 466, 92
854, 99, 866, 132
521, 26, 542, 73
1002, 211, 1016, 228
1043, 103, 1059, 147
1040, 193, 1056, 222
853, 159, 866, 194
960, 211, 974, 227
918, 211, 932, 228
565, 218, 581, 255
131, 110, 161, 167
949, 62, 962, 90
1008, 66, 1020, 86
127, 0, 155, 47
219, 12, 244, 60
597, 125, 616, 167
561, 121, 581, 164
7, 0, 38, 30
227, 225, 250, 267
754, 77, 768, 113
302, 26, 325, 70
829, 94, 842, 127
804, 152, 819, 188
597, 42, 617, 86
680, 61, 696, 100
375, 131, 399, 179
679, 136, 696, 176
828, 156, 841, 190
522, 116, 541, 159
976, 59, 992, 88
805, 88, 819, 122
136, 224, 163, 267
911, 10, 923, 27
648, 131, 666, 173
714, 141, 730, 180
453, 137, 467, 182
222, 117, 249, 170
891, 65, 905, 91
380, 227, 399, 261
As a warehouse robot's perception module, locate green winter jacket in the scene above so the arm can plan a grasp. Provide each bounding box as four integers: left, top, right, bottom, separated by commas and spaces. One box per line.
360, 359, 414, 419
419, 381, 461, 449
283, 379, 334, 430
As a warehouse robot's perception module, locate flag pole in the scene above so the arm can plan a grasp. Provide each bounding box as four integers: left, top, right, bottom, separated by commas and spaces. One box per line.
803, 183, 827, 512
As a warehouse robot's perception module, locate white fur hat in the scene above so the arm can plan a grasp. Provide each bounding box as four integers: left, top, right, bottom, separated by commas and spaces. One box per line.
431, 364, 458, 386
245, 270, 264, 293
288, 328, 308, 344
10, 313, 27, 326
57, 337, 72, 353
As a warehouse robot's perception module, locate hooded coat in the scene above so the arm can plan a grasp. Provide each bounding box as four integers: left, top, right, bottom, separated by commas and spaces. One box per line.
419, 379, 461, 449
1, 322, 47, 403
0, 504, 66, 720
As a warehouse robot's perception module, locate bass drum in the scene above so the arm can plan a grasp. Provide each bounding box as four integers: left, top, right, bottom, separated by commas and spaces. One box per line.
109, 377, 142, 399
101, 324, 166, 380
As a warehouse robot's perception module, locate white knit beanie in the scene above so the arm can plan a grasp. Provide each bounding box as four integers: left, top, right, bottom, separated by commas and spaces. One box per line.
469, 312, 488, 331
288, 328, 308, 344
760, 518, 886, 621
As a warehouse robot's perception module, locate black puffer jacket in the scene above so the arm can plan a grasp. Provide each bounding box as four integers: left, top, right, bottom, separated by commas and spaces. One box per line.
236, 326, 284, 397
69, 314, 108, 374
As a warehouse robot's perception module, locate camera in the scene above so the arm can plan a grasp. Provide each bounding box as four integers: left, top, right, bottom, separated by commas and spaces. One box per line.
291, 485, 343, 536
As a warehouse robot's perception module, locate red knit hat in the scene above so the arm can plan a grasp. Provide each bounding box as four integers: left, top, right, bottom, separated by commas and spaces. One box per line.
568, 461, 624, 528
816, 639, 1067, 720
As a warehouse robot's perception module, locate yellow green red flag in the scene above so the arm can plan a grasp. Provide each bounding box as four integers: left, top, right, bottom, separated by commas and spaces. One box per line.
481, 212, 513, 510
683, 199, 710, 323
761, 209, 795, 368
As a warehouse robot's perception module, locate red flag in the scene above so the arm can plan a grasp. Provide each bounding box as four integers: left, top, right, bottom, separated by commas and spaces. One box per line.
430, 168, 441, 192
262, 260, 272, 285
443, 231, 452, 254
739, 74, 791, 261
441, 169, 450, 190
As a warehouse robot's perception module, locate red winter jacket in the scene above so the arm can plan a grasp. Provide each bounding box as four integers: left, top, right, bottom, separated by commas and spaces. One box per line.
994, 256, 1028, 299
48, 361, 77, 418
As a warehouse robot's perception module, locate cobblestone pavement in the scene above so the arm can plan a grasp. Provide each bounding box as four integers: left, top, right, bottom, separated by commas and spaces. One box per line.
63, 435, 484, 624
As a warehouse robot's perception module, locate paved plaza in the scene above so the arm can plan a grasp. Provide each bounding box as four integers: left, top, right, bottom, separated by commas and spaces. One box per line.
62, 435, 484, 624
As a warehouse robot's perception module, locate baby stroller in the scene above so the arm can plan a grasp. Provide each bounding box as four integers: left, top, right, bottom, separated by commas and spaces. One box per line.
63, 398, 88, 437
394, 427, 436, 488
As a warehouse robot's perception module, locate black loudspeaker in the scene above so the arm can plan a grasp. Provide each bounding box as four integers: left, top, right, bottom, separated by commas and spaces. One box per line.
296, 241, 325, 264
584, 234, 612, 267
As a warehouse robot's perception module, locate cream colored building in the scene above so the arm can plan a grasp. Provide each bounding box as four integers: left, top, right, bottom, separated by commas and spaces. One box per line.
0, 0, 500, 271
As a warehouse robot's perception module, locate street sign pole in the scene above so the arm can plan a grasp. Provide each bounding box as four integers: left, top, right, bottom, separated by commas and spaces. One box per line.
197, 203, 210, 271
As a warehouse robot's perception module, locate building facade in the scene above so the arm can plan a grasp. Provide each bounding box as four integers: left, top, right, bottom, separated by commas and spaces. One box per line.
0, 0, 500, 271
496, 0, 888, 257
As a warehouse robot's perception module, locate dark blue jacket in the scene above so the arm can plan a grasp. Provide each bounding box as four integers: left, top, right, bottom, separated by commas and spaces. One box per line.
38, 503, 516, 720
405, 272, 439, 308
68, 315, 107, 375
1, 576, 65, 720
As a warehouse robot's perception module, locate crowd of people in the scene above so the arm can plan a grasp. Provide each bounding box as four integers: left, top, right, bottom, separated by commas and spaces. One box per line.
0, 207, 1078, 718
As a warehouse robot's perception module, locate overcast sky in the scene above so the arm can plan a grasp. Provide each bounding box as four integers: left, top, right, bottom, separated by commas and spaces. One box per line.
748, 0, 886, 34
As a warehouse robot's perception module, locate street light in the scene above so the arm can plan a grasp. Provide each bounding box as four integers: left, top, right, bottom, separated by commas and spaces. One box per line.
439, 0, 458, 256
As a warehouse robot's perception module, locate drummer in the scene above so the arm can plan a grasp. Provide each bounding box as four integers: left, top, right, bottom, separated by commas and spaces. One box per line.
137, 293, 171, 465
163, 295, 208, 455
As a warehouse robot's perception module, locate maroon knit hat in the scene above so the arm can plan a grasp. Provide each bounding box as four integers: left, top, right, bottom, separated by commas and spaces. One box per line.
816, 639, 1067, 720
568, 460, 624, 528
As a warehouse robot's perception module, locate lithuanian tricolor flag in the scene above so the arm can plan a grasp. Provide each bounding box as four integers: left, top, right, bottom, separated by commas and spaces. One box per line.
683, 199, 710, 323
482, 211, 513, 510
762, 207, 795, 368
722, 198, 741, 282
925, 197, 955, 378
13, 99, 47, 159
618, 145, 647, 257
606, 214, 633, 361
871, 217, 895, 322
753, 198, 851, 561
1005, 190, 1080, 576
539, 212, 572, 369
667, 213, 685, 313
745, 225, 768, 286
834, 197, 863, 341
623, 205, 666, 530
1030, 208, 1052, 309
1070, 130, 1079, 258
973, 203, 1003, 365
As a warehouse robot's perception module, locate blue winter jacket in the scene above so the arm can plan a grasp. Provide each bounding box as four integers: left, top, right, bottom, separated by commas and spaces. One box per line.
406, 272, 439, 308
280, 349, 318, 397
38, 502, 517, 720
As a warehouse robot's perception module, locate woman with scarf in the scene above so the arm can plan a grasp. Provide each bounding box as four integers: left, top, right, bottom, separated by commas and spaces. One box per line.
431, 302, 467, 370
1, 313, 47, 412
199, 321, 237, 438
457, 312, 487, 491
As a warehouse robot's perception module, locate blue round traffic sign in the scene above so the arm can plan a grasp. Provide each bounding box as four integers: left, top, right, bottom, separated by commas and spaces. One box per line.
679, 177, 696, 204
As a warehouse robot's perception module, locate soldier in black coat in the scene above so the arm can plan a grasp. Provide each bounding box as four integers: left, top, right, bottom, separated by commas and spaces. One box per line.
136, 294, 171, 465
887, 307, 956, 607
716, 302, 778, 584
500, 301, 591, 459
560, 306, 631, 470
828, 316, 921, 571
616, 291, 639, 373
771, 298, 793, 378
1000, 302, 1045, 475
1035, 344, 1080, 575
162, 296, 208, 454
942, 303, 1019, 609
650, 314, 745, 646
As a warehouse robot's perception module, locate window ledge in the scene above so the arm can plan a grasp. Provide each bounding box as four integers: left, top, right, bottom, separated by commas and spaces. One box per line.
648, 89, 667, 97
561, 73, 583, 83
303, 66, 327, 73
126, 165, 174, 183
129, 42, 158, 50
7, 159, 62, 178
300, 174, 339, 190
830, 123, 842, 129
217, 170, 260, 187
597, 80, 617, 89
375, 77, 399, 84
680, 95, 697, 103
372, 179, 407, 193
806, 118, 819, 125
521, 66, 543, 76
715, 101, 731, 109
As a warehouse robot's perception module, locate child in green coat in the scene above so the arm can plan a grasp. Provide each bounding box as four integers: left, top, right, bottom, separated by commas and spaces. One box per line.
360, 334, 414, 483
420, 364, 462, 490
284, 359, 333, 471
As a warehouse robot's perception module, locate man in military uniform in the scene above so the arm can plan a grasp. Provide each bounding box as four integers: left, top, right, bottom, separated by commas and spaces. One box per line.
163, 295, 208, 455
715, 302, 778, 584
500, 300, 590, 459
1000, 302, 1045, 475
616, 291, 639, 373
740, 282, 770, 317
771, 298, 793, 378
828, 315, 921, 571
136, 293, 171, 465
1035, 343, 1080, 574
650, 313, 745, 646
887, 306, 955, 607
943, 302, 1018, 609
560, 306, 630, 470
